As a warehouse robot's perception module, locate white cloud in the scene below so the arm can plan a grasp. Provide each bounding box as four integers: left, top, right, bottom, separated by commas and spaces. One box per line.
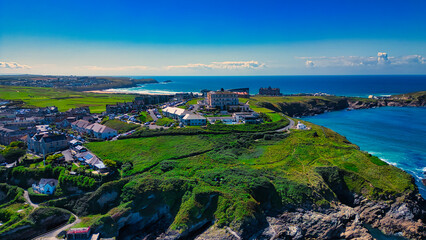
0, 61, 31, 69
305, 60, 314, 68
377, 52, 389, 64
167, 60, 265, 70
298, 52, 426, 68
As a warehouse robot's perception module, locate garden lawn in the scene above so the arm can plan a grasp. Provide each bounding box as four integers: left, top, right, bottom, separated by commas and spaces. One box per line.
156, 117, 175, 126
103, 120, 140, 133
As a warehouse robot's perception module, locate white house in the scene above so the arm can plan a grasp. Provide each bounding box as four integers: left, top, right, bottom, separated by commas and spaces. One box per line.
162, 107, 188, 120
85, 123, 117, 140
32, 178, 58, 195
296, 121, 308, 130
182, 114, 207, 126
75, 151, 106, 171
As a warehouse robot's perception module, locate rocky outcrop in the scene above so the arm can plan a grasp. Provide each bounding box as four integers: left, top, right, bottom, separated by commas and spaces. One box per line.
260, 97, 426, 117
258, 98, 349, 117
348, 99, 426, 110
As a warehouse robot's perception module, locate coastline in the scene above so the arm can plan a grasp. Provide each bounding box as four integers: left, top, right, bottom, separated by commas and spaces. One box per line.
302, 106, 426, 198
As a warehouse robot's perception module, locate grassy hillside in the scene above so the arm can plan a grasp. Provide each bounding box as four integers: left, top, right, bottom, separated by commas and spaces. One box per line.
0, 86, 137, 113
81, 122, 415, 237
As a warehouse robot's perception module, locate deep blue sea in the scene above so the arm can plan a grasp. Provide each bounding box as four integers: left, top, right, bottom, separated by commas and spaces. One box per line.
108, 75, 426, 198
303, 107, 426, 198
107, 75, 426, 97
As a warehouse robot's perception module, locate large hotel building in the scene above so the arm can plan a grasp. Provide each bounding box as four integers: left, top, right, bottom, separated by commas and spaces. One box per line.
206, 91, 239, 110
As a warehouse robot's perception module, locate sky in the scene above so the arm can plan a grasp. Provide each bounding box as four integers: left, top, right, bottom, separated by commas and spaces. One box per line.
0, 0, 425, 76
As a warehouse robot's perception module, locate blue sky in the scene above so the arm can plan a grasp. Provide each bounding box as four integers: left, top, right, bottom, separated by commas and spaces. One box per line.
1, 0, 425, 75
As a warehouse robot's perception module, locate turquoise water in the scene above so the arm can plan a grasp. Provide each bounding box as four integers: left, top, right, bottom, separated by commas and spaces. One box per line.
303, 107, 426, 198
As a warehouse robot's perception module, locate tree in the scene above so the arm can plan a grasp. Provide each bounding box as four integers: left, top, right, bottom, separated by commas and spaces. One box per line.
103, 159, 117, 168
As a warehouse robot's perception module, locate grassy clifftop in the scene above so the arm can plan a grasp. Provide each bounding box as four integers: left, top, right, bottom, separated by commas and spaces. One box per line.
76, 122, 416, 237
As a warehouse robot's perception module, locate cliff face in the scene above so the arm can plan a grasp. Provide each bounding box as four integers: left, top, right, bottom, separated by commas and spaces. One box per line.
348, 98, 426, 110
257, 96, 425, 117
258, 98, 349, 117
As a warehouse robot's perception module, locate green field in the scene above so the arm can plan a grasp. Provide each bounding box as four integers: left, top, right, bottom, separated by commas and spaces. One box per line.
82, 123, 414, 234
86, 135, 218, 175
0, 86, 137, 113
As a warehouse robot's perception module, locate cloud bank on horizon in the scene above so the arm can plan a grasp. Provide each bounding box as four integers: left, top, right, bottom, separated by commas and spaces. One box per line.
2, 52, 425, 75
0, 61, 31, 69
299, 53, 426, 69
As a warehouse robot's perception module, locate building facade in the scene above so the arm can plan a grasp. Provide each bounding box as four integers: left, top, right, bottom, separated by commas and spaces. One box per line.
27, 133, 68, 155
259, 86, 281, 96
32, 178, 58, 195
85, 123, 117, 140
182, 114, 207, 126
206, 91, 239, 110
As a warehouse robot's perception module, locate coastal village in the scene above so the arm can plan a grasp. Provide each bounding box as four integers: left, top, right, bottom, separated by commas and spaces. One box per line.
0, 86, 314, 240
0, 86, 424, 239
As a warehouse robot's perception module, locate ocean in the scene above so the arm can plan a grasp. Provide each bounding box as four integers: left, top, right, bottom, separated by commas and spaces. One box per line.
303, 107, 426, 198
106, 75, 426, 97
107, 75, 426, 198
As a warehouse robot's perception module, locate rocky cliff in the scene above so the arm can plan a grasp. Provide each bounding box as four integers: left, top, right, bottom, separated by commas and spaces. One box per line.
256, 92, 426, 117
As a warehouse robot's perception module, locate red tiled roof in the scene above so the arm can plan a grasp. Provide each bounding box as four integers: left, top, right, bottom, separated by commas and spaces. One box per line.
67, 227, 90, 234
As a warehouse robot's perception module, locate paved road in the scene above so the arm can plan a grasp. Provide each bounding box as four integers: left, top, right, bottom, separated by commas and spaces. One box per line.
148, 109, 158, 121
33, 214, 81, 240
61, 149, 74, 162
276, 116, 295, 132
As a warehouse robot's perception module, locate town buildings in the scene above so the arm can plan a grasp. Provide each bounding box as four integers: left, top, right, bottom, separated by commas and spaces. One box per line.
259, 86, 282, 96
233, 112, 262, 124
106, 99, 145, 114
85, 123, 117, 140
71, 120, 92, 132
206, 91, 239, 110
27, 133, 68, 155
182, 114, 207, 126
162, 107, 188, 120
66, 227, 92, 239
71, 120, 117, 140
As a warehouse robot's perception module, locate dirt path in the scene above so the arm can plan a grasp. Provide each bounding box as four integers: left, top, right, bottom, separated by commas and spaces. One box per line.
24, 190, 81, 240
33, 214, 81, 240
23, 190, 39, 209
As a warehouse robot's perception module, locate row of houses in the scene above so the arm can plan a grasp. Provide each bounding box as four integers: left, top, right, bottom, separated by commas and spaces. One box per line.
71, 120, 117, 140
0, 106, 92, 145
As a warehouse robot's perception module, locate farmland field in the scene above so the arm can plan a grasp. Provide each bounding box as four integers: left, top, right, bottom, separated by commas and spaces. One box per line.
0, 86, 137, 113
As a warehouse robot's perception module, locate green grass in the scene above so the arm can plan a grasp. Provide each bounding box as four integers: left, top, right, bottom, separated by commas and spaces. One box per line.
0, 86, 137, 113
186, 98, 203, 105
81, 124, 415, 234
103, 119, 139, 133
265, 112, 282, 122
156, 117, 175, 126
139, 111, 153, 123
86, 135, 218, 175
